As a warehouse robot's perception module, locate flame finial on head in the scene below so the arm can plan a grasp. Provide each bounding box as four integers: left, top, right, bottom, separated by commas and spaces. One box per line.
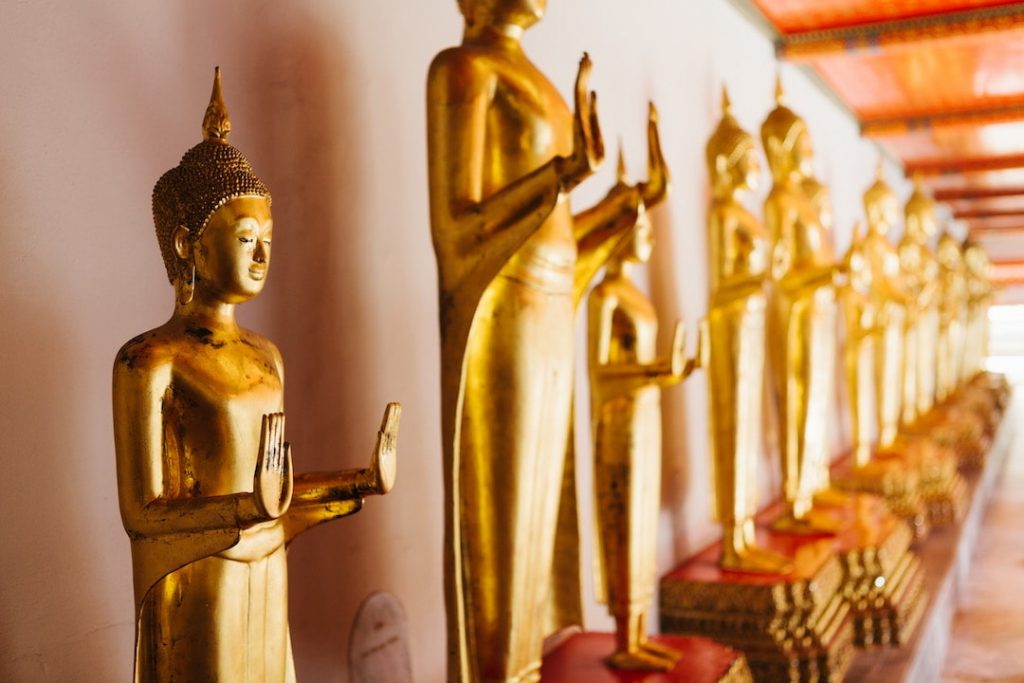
774, 73, 784, 105
722, 84, 732, 115
202, 67, 232, 142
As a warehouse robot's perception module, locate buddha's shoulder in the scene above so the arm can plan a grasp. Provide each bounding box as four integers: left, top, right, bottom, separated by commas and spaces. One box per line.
113, 325, 178, 378
428, 45, 506, 95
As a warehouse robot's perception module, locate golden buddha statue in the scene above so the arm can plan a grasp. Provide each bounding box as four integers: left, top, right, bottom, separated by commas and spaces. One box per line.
899, 178, 941, 421
587, 155, 693, 671
848, 164, 909, 459
936, 228, 968, 401
898, 179, 966, 519
963, 239, 994, 380
427, 3, 657, 679
113, 69, 400, 682
703, 86, 792, 572
760, 78, 841, 532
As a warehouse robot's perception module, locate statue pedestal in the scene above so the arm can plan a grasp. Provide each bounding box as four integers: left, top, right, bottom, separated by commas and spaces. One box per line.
659, 530, 854, 683
820, 493, 928, 647
540, 632, 752, 683
884, 429, 968, 527
832, 455, 929, 542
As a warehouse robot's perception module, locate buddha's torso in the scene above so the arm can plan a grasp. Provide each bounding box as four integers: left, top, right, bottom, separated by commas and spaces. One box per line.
766, 182, 835, 277
466, 44, 576, 287
127, 324, 283, 503
899, 237, 939, 311
709, 199, 769, 294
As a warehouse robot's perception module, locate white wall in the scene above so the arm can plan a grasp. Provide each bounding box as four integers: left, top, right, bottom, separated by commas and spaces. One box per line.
0, 1, 912, 681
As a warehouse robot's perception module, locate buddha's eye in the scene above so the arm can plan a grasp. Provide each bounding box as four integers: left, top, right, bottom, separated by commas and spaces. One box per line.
238, 236, 255, 245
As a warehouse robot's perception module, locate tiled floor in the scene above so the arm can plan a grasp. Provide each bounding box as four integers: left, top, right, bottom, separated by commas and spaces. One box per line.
941, 435, 1024, 683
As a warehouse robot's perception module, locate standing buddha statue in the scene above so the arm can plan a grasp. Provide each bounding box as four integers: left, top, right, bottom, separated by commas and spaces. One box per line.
704, 86, 792, 571
760, 77, 841, 532
113, 68, 400, 682
587, 154, 694, 671
936, 228, 969, 401
426, 2, 657, 679
899, 178, 941, 423
899, 179, 966, 520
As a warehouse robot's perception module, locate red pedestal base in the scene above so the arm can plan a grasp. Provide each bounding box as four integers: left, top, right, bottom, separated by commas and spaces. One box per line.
540, 632, 752, 683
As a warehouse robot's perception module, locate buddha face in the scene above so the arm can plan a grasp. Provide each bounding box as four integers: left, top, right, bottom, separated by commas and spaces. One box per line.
461, 0, 546, 28
190, 195, 274, 304
793, 129, 814, 178
736, 146, 761, 192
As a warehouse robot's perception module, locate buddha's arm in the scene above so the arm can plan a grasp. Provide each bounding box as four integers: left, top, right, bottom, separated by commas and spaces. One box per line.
113, 358, 269, 540
709, 211, 766, 305
283, 403, 400, 541
589, 297, 691, 400
574, 193, 640, 303
428, 52, 602, 296
574, 106, 667, 302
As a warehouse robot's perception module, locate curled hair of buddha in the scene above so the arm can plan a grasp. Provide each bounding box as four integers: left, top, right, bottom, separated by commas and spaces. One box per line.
152, 67, 272, 283
760, 75, 807, 158
706, 85, 755, 176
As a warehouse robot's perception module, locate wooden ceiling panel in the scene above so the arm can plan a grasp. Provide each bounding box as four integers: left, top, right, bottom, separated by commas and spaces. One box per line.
948, 194, 1024, 214
925, 167, 1024, 191
809, 29, 1024, 121
751, 0, 1019, 34
872, 121, 1024, 162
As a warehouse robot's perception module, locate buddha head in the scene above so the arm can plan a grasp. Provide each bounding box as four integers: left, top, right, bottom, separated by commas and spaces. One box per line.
706, 85, 761, 199
153, 68, 273, 306
609, 150, 654, 265
904, 176, 938, 242
457, 0, 546, 31
760, 76, 813, 183
863, 160, 898, 237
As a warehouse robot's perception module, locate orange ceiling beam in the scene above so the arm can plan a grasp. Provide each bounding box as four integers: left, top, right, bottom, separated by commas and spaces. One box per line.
954, 207, 1024, 219
935, 186, 1024, 201
862, 101, 1024, 137
905, 153, 1024, 177
777, 4, 1024, 60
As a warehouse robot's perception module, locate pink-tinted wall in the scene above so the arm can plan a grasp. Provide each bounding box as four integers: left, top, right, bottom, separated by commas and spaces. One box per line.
0, 1, 911, 681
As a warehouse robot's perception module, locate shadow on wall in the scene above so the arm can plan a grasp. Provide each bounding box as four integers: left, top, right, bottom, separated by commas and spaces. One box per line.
647, 199, 697, 562
239, 11, 405, 681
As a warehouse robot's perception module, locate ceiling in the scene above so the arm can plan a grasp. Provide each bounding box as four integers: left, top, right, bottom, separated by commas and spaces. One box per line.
738, 0, 1024, 298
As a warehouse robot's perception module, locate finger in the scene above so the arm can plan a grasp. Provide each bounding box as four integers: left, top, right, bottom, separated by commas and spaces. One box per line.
276, 413, 287, 472
588, 91, 604, 163
574, 52, 591, 113
259, 414, 271, 469
270, 413, 282, 470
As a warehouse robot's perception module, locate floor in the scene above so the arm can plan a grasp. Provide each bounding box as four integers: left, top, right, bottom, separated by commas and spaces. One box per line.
941, 429, 1024, 683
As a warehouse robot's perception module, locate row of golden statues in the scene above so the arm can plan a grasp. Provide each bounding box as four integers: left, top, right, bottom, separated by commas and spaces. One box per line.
112, 2, 1004, 681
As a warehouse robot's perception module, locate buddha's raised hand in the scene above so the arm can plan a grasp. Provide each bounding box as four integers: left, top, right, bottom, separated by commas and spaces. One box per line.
639, 102, 669, 207
366, 403, 401, 495
558, 53, 604, 189
254, 412, 293, 520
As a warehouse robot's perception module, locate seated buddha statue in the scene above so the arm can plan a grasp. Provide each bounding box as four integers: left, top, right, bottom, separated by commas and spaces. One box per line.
703, 86, 793, 572
113, 69, 400, 682
760, 78, 842, 533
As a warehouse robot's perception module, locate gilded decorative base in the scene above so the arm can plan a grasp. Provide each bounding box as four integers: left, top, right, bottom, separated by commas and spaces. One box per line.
823, 494, 927, 647
540, 633, 752, 683
884, 431, 967, 527
660, 530, 854, 682
832, 456, 929, 542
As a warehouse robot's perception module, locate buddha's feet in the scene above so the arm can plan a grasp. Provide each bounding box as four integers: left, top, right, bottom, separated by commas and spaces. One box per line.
772, 509, 841, 535
813, 485, 853, 507
722, 544, 794, 575
640, 638, 682, 664
605, 647, 677, 672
